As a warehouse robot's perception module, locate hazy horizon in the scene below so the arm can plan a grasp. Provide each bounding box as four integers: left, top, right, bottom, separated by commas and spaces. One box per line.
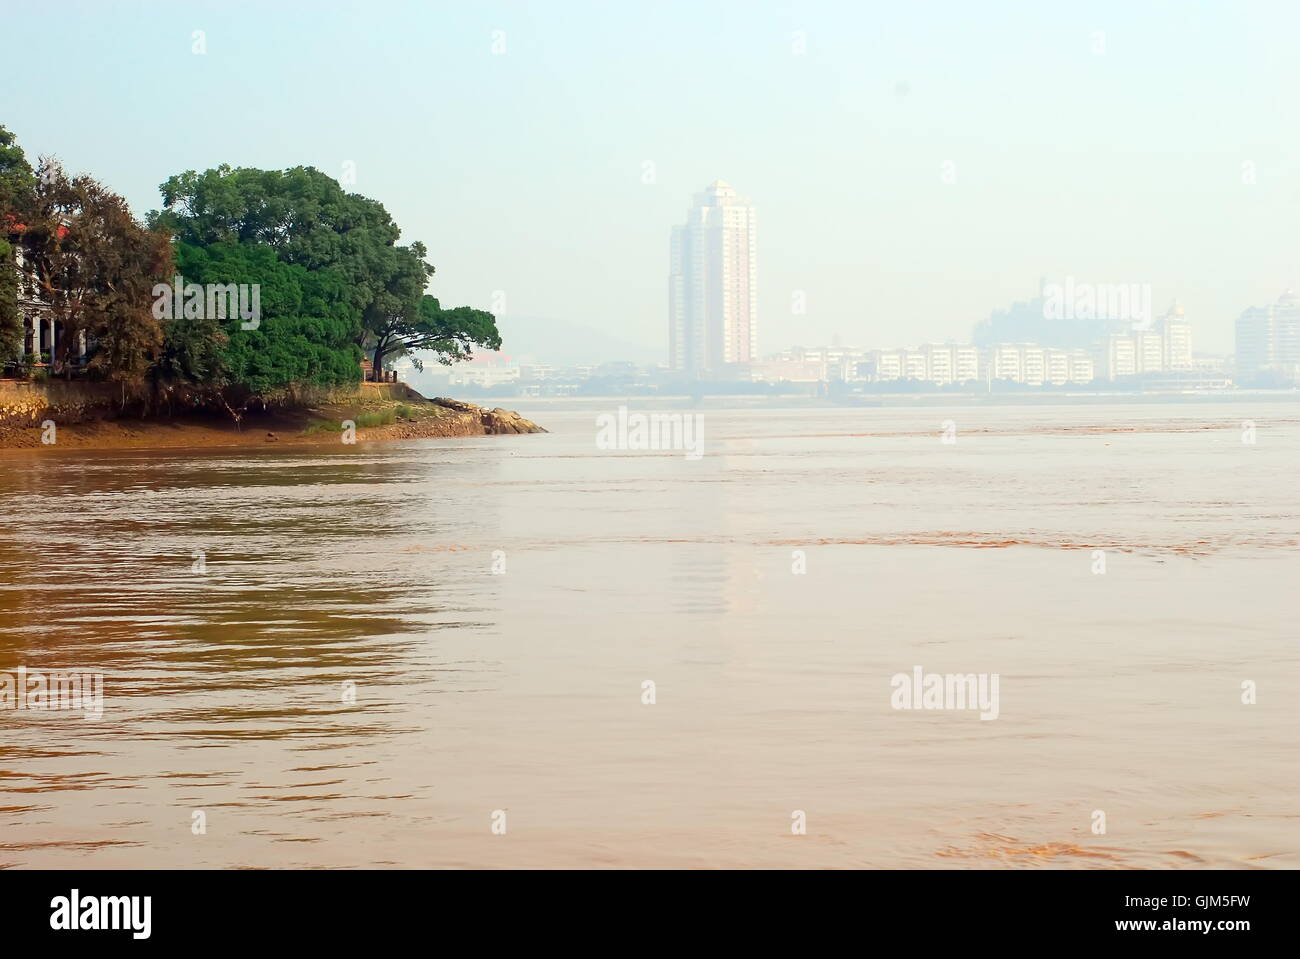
8, 0, 1299, 358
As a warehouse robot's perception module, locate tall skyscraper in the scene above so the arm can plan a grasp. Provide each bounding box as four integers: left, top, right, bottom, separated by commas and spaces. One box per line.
668, 180, 757, 376
1236, 291, 1300, 384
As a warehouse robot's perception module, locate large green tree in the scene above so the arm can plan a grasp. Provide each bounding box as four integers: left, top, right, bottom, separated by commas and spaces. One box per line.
170, 240, 361, 397
0, 124, 37, 366
150, 165, 501, 383
150, 165, 414, 316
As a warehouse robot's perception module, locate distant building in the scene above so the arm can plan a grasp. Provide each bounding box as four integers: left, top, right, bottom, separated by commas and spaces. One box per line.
668, 180, 757, 376
1100, 303, 1192, 380
758, 345, 869, 383
448, 364, 521, 388
740, 358, 826, 383
1236, 291, 1300, 384
987, 344, 1093, 386
519, 363, 558, 381
868, 344, 984, 386
1161, 304, 1193, 371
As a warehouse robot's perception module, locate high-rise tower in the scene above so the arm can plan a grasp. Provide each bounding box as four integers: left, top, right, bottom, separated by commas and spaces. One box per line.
668, 180, 757, 375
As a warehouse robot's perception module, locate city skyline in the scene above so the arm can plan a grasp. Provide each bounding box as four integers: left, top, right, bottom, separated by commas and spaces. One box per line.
6, 2, 1298, 357
449, 280, 1299, 389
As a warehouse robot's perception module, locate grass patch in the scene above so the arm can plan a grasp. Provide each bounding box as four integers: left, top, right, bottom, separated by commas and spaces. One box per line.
303, 402, 419, 436
303, 419, 344, 435
355, 409, 397, 428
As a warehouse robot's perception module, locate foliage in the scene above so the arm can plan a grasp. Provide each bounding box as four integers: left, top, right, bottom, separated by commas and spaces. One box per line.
151, 164, 500, 383
0, 124, 36, 366
367, 294, 502, 378
0, 124, 35, 216
20, 159, 172, 385
3, 147, 501, 404
150, 164, 420, 316
0, 237, 17, 366
171, 240, 361, 396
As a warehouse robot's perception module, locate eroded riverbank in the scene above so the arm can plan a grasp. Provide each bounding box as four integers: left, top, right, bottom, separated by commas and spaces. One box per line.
0, 393, 544, 451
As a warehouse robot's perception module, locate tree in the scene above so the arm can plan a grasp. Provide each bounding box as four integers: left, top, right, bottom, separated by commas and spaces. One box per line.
0, 124, 35, 215
151, 164, 498, 383
0, 124, 36, 367
166, 240, 361, 420
367, 293, 501, 379
0, 236, 17, 367
150, 165, 413, 318
18, 159, 172, 387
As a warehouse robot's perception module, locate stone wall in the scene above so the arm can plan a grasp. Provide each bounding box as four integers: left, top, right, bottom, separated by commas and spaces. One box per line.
0, 379, 119, 427
359, 381, 428, 402
0, 378, 425, 427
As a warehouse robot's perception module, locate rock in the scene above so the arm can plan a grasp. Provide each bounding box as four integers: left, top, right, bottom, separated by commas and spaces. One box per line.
429, 397, 545, 434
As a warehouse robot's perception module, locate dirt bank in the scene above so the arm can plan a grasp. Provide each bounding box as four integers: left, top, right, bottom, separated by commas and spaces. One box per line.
0, 393, 545, 452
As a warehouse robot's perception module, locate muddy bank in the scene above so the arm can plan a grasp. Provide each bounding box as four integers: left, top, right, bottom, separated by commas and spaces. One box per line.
0, 393, 545, 452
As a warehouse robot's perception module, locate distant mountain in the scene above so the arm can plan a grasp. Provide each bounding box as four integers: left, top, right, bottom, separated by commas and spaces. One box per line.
492, 315, 661, 366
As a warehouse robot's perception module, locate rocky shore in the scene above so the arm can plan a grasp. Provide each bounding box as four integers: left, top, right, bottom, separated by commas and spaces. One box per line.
424, 397, 546, 436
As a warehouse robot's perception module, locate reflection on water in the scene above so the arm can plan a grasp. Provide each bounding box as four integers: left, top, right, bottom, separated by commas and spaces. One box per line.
1, 404, 1297, 868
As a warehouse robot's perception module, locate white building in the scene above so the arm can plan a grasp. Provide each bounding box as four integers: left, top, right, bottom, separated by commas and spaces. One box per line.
5, 221, 85, 372
741, 358, 826, 383
756, 345, 869, 383
448, 364, 521, 388
988, 343, 1093, 386
1161, 304, 1192, 371
873, 350, 902, 381
1236, 291, 1300, 383
1070, 351, 1095, 383
989, 344, 1023, 383
668, 180, 757, 376
1102, 304, 1193, 380
868, 344, 982, 386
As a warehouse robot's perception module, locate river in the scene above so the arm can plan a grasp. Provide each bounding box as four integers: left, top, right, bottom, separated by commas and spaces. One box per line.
1, 402, 1296, 868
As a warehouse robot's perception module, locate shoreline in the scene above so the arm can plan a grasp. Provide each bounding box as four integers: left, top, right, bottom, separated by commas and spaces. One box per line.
0, 393, 545, 453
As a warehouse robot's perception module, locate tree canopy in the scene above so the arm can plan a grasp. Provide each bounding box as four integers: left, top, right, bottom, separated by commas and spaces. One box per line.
0, 124, 35, 216
18, 158, 173, 384
368, 294, 502, 377
171, 239, 360, 396
0, 124, 36, 364
151, 164, 502, 383
3, 140, 504, 403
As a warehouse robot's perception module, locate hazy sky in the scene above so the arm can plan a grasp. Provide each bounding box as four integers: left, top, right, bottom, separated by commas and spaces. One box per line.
7, 0, 1299, 356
